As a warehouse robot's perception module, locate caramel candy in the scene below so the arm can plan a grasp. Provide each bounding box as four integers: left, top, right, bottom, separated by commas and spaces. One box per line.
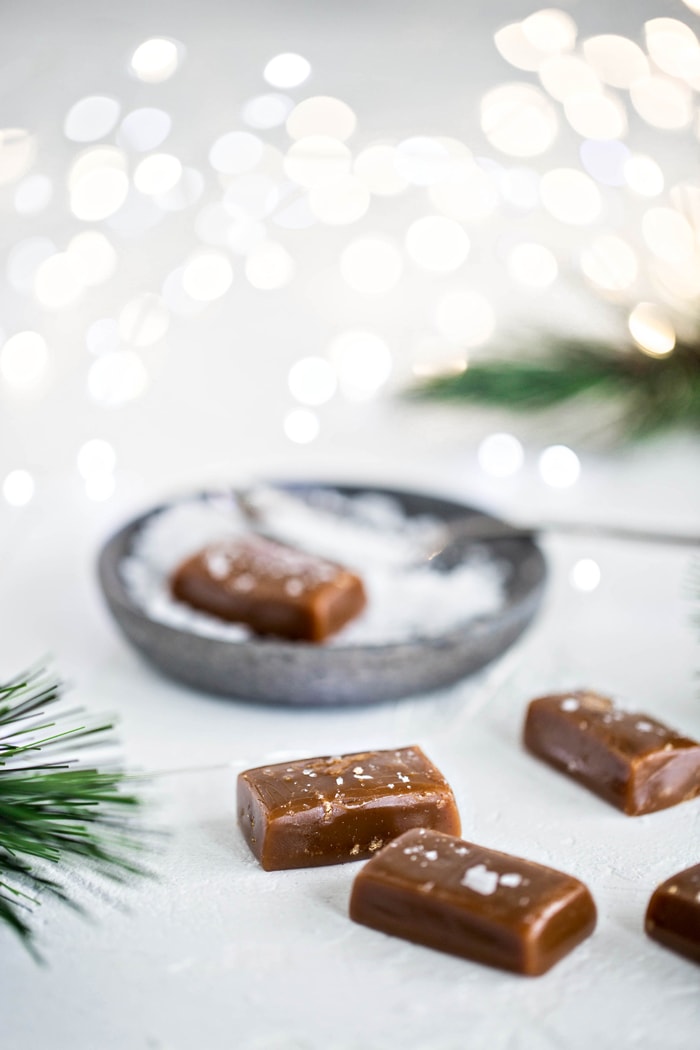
524, 690, 700, 816
350, 829, 596, 975
171, 534, 366, 642
237, 746, 460, 870
645, 864, 700, 965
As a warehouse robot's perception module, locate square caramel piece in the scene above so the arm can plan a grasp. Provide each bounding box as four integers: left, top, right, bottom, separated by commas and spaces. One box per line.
524, 690, 700, 816
645, 863, 700, 965
237, 746, 460, 870
171, 534, 366, 642
349, 829, 597, 976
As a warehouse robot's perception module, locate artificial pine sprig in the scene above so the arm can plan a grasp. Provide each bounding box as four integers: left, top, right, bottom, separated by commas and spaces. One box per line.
412, 330, 700, 442
0, 664, 145, 954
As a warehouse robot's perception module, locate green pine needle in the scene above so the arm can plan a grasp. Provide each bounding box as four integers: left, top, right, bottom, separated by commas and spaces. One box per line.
0, 664, 146, 956
411, 332, 700, 442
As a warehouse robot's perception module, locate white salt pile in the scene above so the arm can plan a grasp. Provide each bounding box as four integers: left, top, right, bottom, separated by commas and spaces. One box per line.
120, 488, 506, 645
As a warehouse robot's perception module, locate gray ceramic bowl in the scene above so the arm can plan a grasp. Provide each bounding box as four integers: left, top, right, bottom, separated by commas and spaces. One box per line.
97, 483, 547, 705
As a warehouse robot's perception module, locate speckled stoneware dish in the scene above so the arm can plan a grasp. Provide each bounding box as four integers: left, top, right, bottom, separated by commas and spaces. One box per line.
97, 483, 547, 705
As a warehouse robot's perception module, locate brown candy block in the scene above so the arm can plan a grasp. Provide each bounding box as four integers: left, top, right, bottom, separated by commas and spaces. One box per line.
523, 690, 700, 816
237, 746, 460, 871
349, 829, 596, 976
171, 534, 366, 642
645, 863, 700, 965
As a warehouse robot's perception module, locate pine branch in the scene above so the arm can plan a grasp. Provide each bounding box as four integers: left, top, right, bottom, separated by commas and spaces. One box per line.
411, 333, 700, 442
0, 664, 147, 957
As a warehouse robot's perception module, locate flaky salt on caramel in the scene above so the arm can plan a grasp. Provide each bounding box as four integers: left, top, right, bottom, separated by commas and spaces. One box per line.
171, 534, 366, 642
237, 746, 460, 870
524, 690, 700, 815
645, 863, 700, 965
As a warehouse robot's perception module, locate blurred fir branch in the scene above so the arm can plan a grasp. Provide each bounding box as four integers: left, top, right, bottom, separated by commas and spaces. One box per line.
411, 331, 700, 442
0, 664, 146, 957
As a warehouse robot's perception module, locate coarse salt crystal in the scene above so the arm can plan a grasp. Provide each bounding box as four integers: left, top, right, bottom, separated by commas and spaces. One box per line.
461, 864, 499, 895
560, 697, 579, 712
499, 872, 522, 888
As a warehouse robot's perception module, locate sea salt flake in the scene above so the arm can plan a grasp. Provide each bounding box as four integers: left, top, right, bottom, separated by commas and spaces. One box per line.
560, 697, 579, 712
423, 850, 438, 861
284, 578, 304, 597
461, 864, 499, 895
336, 776, 344, 786
499, 872, 522, 888
635, 720, 654, 733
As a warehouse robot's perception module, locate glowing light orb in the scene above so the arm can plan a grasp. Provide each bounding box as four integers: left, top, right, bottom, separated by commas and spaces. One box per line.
623, 154, 664, 197
329, 331, 392, 400
284, 136, 351, 188
118, 108, 172, 152
245, 242, 295, 289
538, 445, 580, 488
570, 558, 601, 592
630, 76, 692, 131
288, 357, 337, 406
77, 438, 116, 480
354, 144, 408, 196
645, 18, 700, 80
405, 216, 470, 272
508, 243, 558, 288
182, 251, 233, 301
539, 55, 601, 101
3, 470, 35, 506
67, 231, 117, 286
133, 153, 182, 195
284, 408, 319, 444
478, 433, 524, 478
308, 176, 370, 225
480, 83, 558, 157
34, 253, 85, 309
642, 207, 695, 264
581, 235, 638, 292
429, 164, 499, 222
522, 9, 577, 53
435, 290, 495, 346
64, 96, 120, 142
209, 132, 264, 175
14, 174, 53, 214
87, 351, 149, 406
1, 331, 48, 388
394, 137, 453, 186
340, 237, 403, 294
264, 53, 311, 89
0, 128, 36, 186
242, 93, 294, 129
582, 35, 649, 88
130, 38, 182, 83
119, 293, 170, 346
564, 92, 627, 140
540, 168, 601, 225
286, 96, 356, 141
628, 303, 676, 357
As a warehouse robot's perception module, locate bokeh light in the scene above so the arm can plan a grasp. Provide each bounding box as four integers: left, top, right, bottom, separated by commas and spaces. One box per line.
209, 132, 264, 175
77, 438, 117, 480
0, 331, 48, 388
435, 289, 495, 346
630, 76, 693, 131
288, 357, 337, 406
581, 235, 638, 292
245, 242, 295, 289
133, 153, 182, 195
286, 97, 356, 141
67, 231, 117, 286
69, 146, 129, 221
130, 38, 182, 83
119, 293, 170, 346
480, 83, 558, 157
340, 237, 403, 294
642, 207, 695, 264
538, 55, 601, 101
521, 9, 577, 53
0, 128, 36, 186
570, 558, 601, 592
14, 174, 53, 214
645, 18, 700, 81
283, 408, 319, 443
64, 96, 120, 142
538, 445, 581, 488
582, 35, 649, 88
329, 331, 392, 400
87, 351, 149, 406
628, 303, 676, 357
429, 164, 499, 222
7, 237, 56, 292
263, 53, 311, 89
284, 135, 351, 188
623, 154, 664, 197
405, 216, 470, 272
540, 168, 601, 225
579, 140, 629, 187
182, 251, 234, 301
118, 108, 172, 152
508, 242, 558, 288
478, 433, 524, 478
34, 253, 85, 309
308, 176, 370, 225
394, 137, 453, 186
564, 92, 627, 140
354, 144, 408, 196
2, 469, 35, 507
242, 93, 294, 129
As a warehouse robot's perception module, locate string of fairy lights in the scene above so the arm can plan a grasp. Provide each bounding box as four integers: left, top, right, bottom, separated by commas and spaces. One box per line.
0, 6, 699, 567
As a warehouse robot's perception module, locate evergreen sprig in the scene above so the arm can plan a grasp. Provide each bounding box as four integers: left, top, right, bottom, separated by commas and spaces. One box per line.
0, 664, 145, 955
412, 331, 700, 442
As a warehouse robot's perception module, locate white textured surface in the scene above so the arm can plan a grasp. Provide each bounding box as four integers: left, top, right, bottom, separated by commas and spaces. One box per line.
1, 437, 699, 1050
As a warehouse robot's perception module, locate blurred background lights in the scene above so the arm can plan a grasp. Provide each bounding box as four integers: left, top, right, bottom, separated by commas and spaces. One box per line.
284, 135, 351, 188
242, 93, 294, 130
477, 432, 524, 478
118, 108, 172, 152
64, 96, 120, 142
340, 237, 403, 294
1, 331, 48, 388
579, 140, 629, 187
76, 438, 116, 481
86, 318, 120, 356
508, 242, 558, 288
288, 356, 337, 406
155, 166, 204, 211
435, 289, 495, 346
263, 53, 311, 90
308, 176, 370, 225
410, 336, 467, 379
538, 55, 601, 101
67, 231, 117, 286
209, 131, 264, 175
570, 558, 601, 592
394, 137, 452, 186
429, 165, 499, 222
628, 303, 676, 357
329, 331, 392, 401
0, 128, 36, 186
85, 474, 117, 502
564, 91, 626, 140
283, 408, 319, 444
69, 146, 129, 221
645, 18, 700, 80
581, 235, 638, 292
87, 350, 149, 406
2, 469, 35, 507
538, 445, 581, 488
223, 174, 280, 220
480, 84, 558, 157
130, 38, 182, 83
521, 9, 577, 53
623, 154, 664, 197
133, 153, 182, 195
119, 293, 170, 346
286, 96, 357, 141
630, 76, 692, 130
494, 23, 549, 72
14, 174, 53, 214
354, 144, 408, 196
7, 237, 56, 292
642, 207, 695, 264
227, 215, 268, 255
497, 166, 540, 208
182, 251, 233, 301
540, 168, 601, 225
582, 35, 649, 88
245, 242, 295, 289
34, 253, 85, 309
405, 216, 470, 272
